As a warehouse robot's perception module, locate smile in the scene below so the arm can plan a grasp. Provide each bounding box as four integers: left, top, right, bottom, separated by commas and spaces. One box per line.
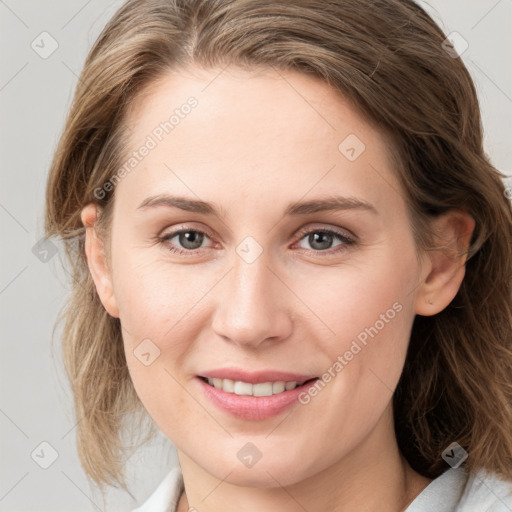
199, 376, 316, 396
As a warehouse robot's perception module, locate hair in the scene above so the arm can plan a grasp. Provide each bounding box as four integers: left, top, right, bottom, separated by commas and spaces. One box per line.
44, 0, 512, 494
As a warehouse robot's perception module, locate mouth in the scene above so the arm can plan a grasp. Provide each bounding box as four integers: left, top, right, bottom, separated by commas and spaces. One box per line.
198, 375, 319, 397
196, 368, 321, 420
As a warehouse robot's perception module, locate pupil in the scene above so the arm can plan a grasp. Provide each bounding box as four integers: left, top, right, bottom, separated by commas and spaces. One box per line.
180, 231, 203, 249
310, 232, 332, 250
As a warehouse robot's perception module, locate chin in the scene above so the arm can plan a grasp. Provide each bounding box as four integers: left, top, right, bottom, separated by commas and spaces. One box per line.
197, 447, 315, 488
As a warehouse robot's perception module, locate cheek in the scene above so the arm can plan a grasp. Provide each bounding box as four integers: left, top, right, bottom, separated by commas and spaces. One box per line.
296, 245, 418, 413
112, 251, 195, 339
112, 253, 212, 401
114, 260, 196, 426
300, 252, 415, 353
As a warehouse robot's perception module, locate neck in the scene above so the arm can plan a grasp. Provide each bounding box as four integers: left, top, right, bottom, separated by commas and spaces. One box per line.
176, 407, 432, 512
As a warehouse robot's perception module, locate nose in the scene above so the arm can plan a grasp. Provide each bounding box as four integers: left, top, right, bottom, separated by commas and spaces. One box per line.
211, 249, 294, 349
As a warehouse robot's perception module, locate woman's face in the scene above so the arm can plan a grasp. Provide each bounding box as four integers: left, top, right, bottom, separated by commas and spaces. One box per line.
91, 66, 432, 486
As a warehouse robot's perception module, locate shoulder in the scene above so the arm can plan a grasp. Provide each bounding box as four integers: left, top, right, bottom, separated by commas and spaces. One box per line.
406, 466, 512, 512
406, 466, 469, 511
456, 467, 512, 512
131, 467, 184, 512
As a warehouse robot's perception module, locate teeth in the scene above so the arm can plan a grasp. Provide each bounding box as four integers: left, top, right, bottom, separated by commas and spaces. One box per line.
234, 381, 253, 395
205, 378, 308, 396
272, 381, 285, 394
222, 378, 235, 393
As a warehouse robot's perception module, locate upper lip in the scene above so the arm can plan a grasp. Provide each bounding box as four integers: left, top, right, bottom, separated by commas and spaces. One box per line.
199, 368, 318, 384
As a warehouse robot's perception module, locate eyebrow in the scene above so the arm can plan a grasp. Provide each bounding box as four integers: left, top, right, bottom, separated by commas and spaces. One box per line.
137, 194, 378, 217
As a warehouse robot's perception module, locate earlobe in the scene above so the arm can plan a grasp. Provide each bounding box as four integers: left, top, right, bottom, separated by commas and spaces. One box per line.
414, 210, 475, 317
81, 203, 119, 318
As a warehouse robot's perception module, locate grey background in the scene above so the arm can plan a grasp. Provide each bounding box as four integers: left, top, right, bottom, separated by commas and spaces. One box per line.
1, 1, 511, 511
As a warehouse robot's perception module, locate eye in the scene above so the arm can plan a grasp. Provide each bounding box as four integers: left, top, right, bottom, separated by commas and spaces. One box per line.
158, 225, 356, 257
159, 228, 214, 256
294, 226, 355, 255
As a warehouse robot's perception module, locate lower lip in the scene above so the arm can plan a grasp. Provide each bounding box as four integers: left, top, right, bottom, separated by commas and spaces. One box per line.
197, 377, 319, 421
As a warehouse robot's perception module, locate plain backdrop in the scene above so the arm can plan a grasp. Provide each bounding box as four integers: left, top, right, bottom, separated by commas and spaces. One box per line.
1, 1, 511, 511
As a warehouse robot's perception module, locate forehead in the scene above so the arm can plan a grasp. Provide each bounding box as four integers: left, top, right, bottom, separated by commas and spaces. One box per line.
124, 65, 384, 149
116, 65, 404, 220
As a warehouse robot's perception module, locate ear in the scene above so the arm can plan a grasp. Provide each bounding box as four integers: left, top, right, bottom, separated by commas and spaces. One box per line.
81, 203, 119, 318
415, 210, 475, 316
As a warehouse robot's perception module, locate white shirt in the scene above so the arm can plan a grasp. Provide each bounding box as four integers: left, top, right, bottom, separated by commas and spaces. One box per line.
131, 465, 512, 511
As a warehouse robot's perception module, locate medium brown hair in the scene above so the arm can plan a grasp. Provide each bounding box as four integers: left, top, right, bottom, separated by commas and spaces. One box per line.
44, 0, 512, 493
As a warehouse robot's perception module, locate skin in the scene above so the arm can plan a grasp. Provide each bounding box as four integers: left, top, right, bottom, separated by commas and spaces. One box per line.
81, 65, 475, 511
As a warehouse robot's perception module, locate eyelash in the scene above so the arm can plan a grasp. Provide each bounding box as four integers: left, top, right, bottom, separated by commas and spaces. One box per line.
158, 225, 356, 257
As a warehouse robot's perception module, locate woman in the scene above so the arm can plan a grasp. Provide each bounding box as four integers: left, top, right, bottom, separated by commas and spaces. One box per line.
44, 0, 512, 510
